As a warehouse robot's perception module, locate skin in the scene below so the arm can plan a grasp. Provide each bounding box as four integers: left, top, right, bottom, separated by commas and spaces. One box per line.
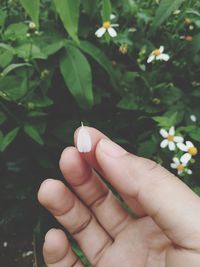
38, 127, 200, 267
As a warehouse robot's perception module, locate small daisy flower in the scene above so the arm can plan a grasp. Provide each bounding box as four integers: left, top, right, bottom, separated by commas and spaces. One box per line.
29, 22, 36, 29
160, 126, 184, 151
147, 46, 170, 63
190, 114, 197, 122
170, 157, 192, 175
95, 21, 119, 38
177, 141, 198, 164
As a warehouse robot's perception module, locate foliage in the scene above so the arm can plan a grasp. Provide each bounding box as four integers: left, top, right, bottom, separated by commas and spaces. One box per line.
0, 0, 200, 265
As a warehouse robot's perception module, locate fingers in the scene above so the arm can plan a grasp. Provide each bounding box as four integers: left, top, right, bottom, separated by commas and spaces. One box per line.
59, 147, 131, 238
43, 229, 83, 267
74, 127, 146, 216
38, 179, 112, 265
95, 138, 200, 250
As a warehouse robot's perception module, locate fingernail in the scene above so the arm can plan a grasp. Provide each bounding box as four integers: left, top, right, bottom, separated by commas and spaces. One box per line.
98, 139, 127, 157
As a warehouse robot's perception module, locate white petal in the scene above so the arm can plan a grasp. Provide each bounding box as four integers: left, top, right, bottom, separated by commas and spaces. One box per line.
77, 124, 92, 153
173, 157, 180, 165
159, 46, 164, 53
110, 14, 116, 20
178, 170, 183, 175
95, 27, 106, 38
160, 139, 169, 148
162, 53, 170, 61
110, 24, 119, 27
147, 54, 155, 63
180, 153, 192, 164
187, 169, 192, 175
107, 27, 117, 37
168, 141, 175, 151
174, 136, 184, 143
160, 139, 168, 148
157, 53, 170, 61
186, 141, 193, 148
170, 163, 177, 169
160, 129, 168, 138
169, 126, 175, 135
177, 143, 188, 151
190, 115, 197, 122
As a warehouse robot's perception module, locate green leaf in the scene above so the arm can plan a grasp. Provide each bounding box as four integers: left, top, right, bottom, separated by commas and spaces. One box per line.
4, 23, 28, 41
0, 50, 14, 68
30, 97, 54, 108
15, 43, 47, 60
152, 0, 184, 30
0, 10, 6, 27
190, 33, 200, 54
53, 0, 80, 43
24, 124, 44, 145
137, 137, 157, 158
1, 63, 31, 76
117, 94, 139, 110
79, 41, 115, 78
0, 43, 15, 54
0, 111, 6, 125
153, 112, 178, 128
59, 45, 93, 109
40, 38, 67, 56
0, 127, 20, 152
0, 75, 28, 101
19, 0, 40, 27
102, 0, 112, 21
189, 127, 200, 142
192, 88, 200, 97
27, 111, 47, 117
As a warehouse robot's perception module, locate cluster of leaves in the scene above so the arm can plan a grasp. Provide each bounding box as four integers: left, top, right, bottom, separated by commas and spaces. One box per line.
0, 0, 200, 265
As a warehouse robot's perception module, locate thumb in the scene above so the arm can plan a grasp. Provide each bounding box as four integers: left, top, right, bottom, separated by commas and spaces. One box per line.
96, 138, 200, 250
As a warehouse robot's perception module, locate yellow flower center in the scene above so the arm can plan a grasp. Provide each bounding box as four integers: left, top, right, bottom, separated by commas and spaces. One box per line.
103, 21, 111, 29
153, 49, 161, 56
177, 164, 184, 172
184, 18, 191, 25
188, 146, 198, 156
167, 135, 174, 141
119, 43, 128, 54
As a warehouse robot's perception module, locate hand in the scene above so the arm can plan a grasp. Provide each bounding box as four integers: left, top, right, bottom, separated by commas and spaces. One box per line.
38, 127, 200, 267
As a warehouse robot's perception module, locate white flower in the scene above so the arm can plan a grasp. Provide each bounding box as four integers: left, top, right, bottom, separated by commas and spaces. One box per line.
170, 157, 192, 175
147, 46, 170, 63
177, 141, 198, 164
77, 122, 92, 153
160, 126, 184, 151
190, 114, 197, 122
95, 21, 119, 38
29, 22, 36, 29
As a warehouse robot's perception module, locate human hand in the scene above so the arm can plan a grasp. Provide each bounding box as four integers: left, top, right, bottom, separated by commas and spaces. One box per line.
38, 127, 200, 267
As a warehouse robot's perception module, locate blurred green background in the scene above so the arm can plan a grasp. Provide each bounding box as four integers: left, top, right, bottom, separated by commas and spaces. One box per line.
0, 0, 200, 266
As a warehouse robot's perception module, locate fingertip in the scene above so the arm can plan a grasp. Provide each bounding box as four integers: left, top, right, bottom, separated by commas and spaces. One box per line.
59, 147, 92, 186
38, 179, 74, 216
43, 228, 69, 264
